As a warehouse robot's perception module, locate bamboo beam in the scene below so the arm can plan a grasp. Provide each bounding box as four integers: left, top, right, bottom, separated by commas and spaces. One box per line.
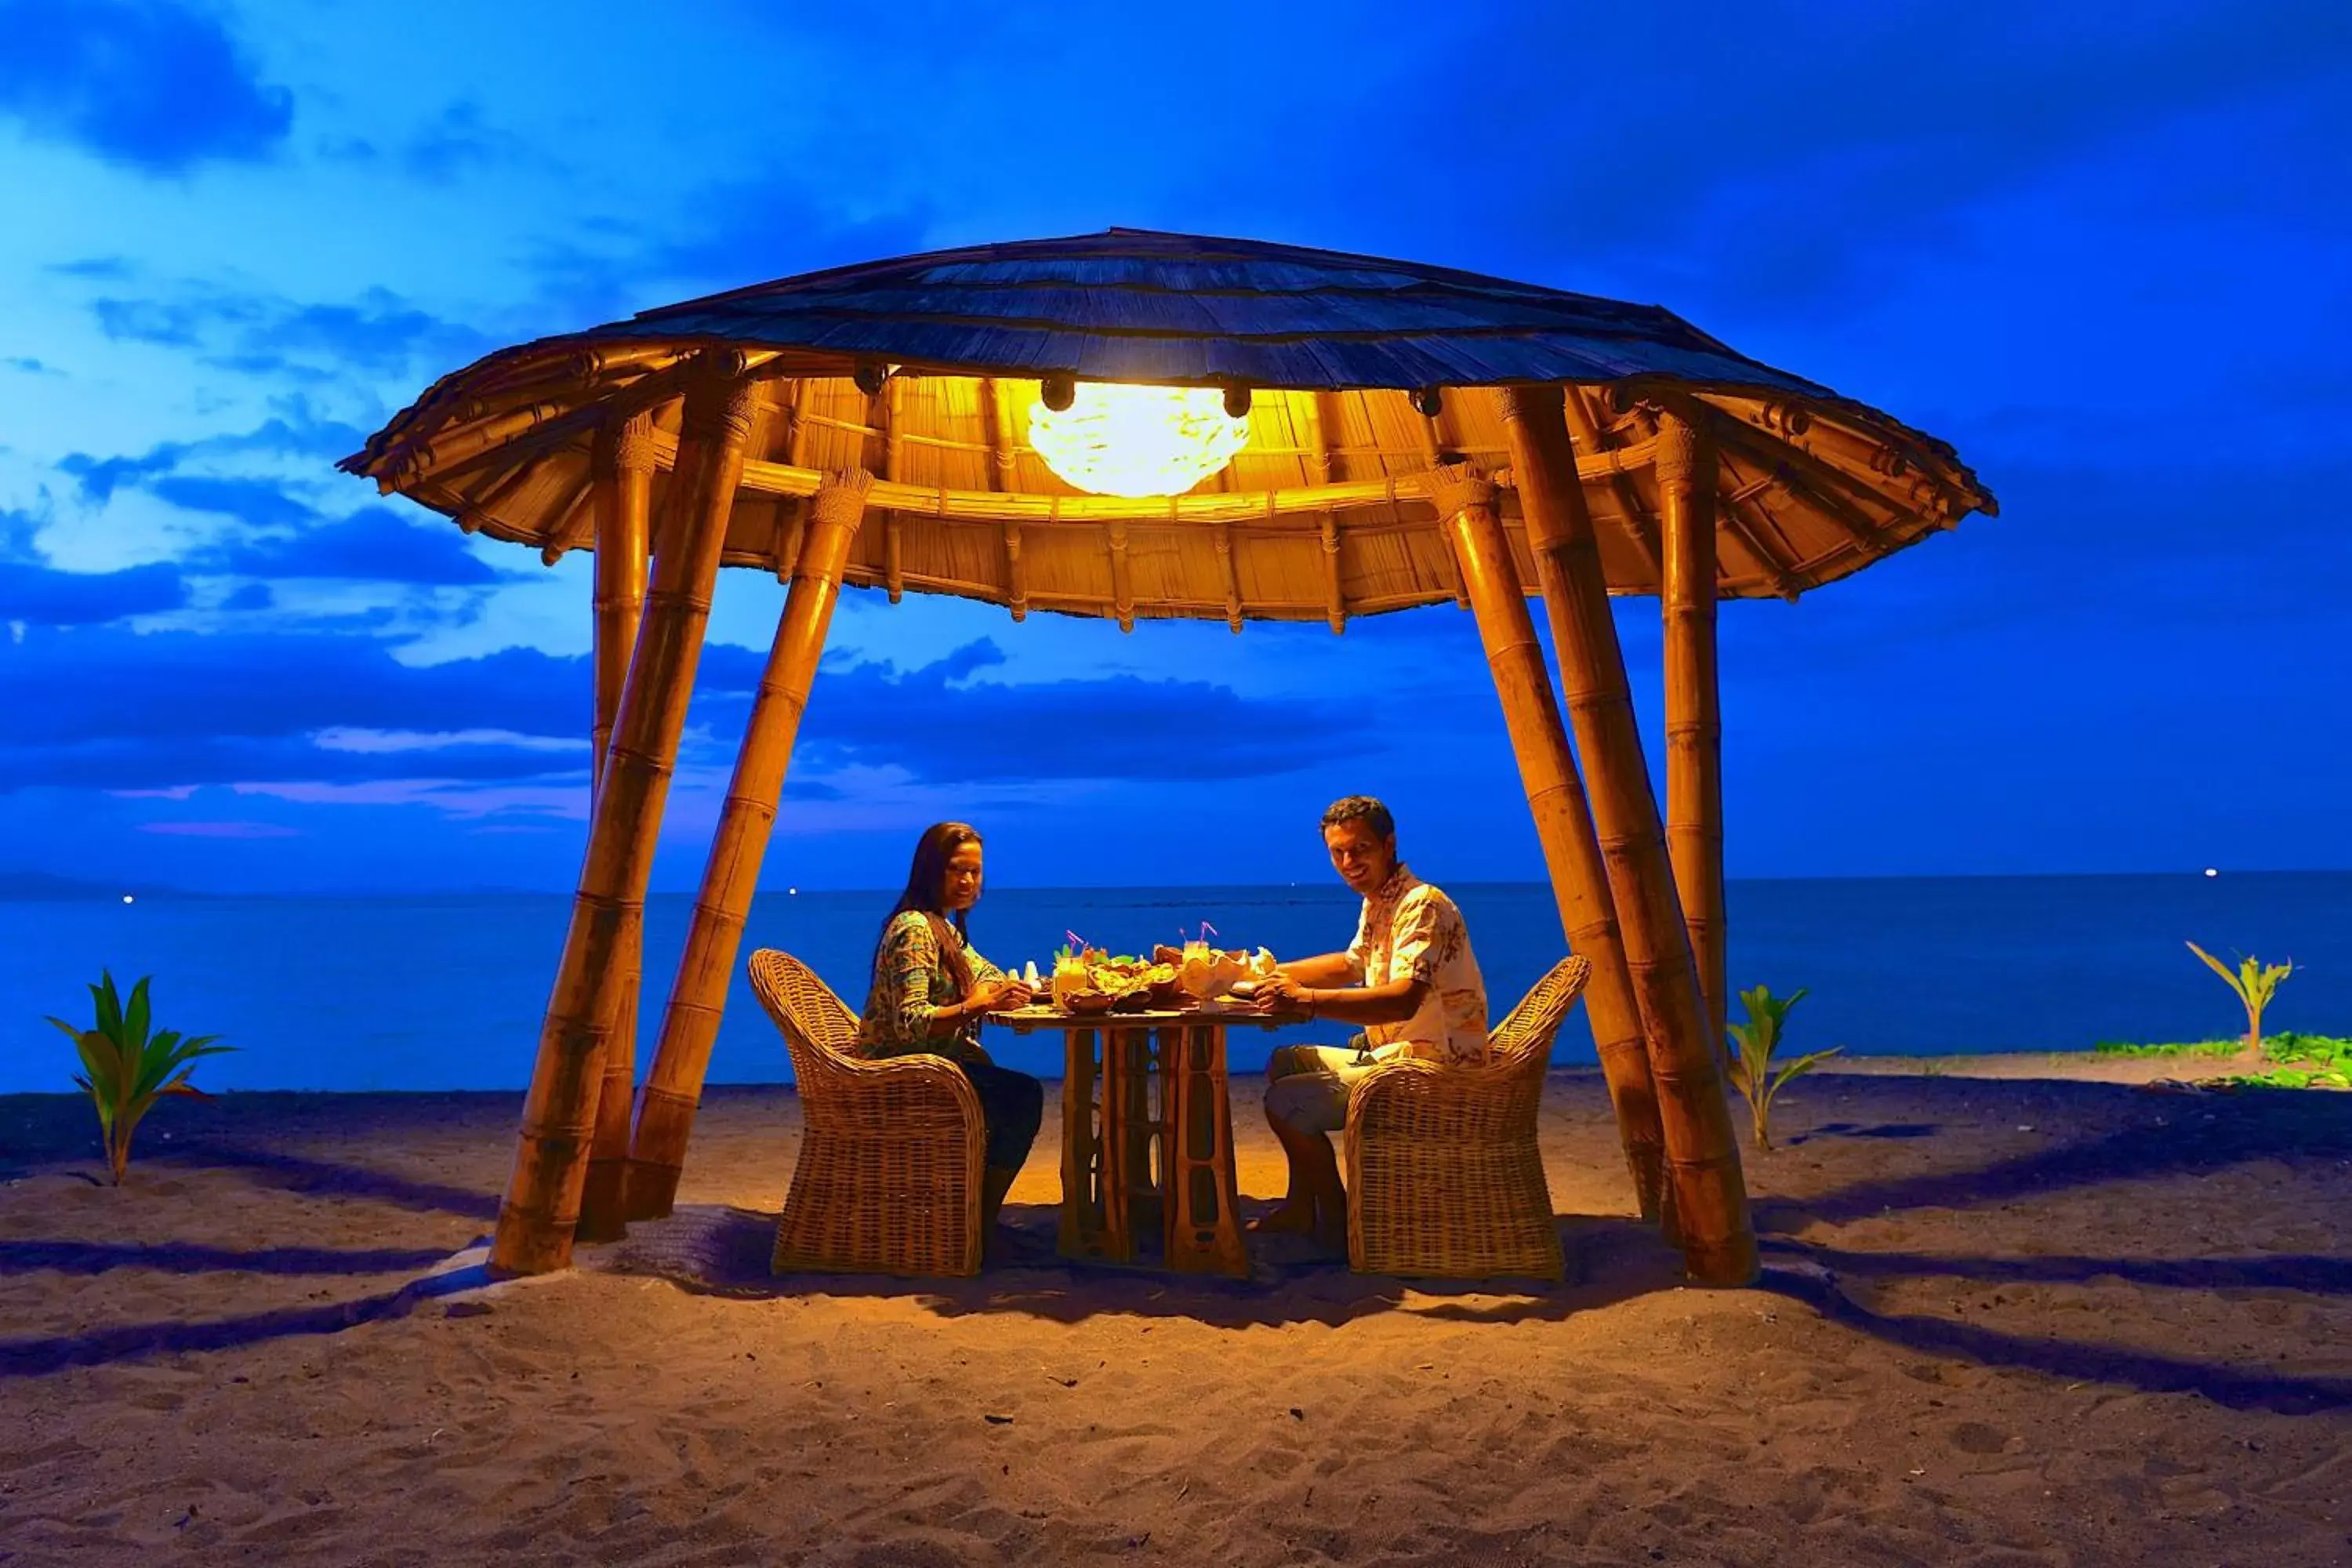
456, 453, 549, 535
1004, 522, 1029, 622
390, 349, 777, 493
882, 377, 906, 603
787, 379, 817, 469
1319, 517, 1346, 634
625, 469, 876, 1220
1108, 521, 1135, 633
980, 378, 1018, 489
1214, 521, 1242, 632
1720, 493, 1807, 601
1301, 392, 1334, 485
1428, 465, 1669, 1220
1565, 387, 1663, 579
1712, 419, 1905, 557
1499, 386, 1757, 1287
537, 477, 597, 564
685, 430, 1657, 524
488, 361, 760, 1277
1657, 412, 1728, 1067
1726, 400, 1970, 521
574, 412, 658, 1243
982, 380, 1022, 619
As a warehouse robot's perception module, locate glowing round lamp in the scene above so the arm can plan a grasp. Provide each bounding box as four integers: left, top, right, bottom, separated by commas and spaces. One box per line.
1026, 382, 1251, 498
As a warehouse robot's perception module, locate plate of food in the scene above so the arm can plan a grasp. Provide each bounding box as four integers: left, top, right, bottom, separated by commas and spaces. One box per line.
1043, 942, 1180, 1014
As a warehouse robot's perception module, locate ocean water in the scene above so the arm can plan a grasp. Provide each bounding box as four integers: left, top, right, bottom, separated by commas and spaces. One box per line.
2, 873, 2347, 1095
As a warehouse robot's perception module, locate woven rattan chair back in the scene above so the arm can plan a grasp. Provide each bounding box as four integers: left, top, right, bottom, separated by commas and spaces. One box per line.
748, 948, 986, 1276
1489, 955, 1592, 1073
1344, 956, 1590, 1281
748, 949, 863, 1131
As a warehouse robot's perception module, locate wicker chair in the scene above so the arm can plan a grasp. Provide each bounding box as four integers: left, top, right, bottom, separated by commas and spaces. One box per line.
1342, 956, 1590, 1281
748, 949, 988, 1277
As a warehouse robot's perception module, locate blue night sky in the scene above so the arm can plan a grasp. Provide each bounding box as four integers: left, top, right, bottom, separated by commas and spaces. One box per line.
2, 1, 2346, 895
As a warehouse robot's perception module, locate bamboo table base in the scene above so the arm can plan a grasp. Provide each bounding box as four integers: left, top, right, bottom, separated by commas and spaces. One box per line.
996, 1007, 1289, 1278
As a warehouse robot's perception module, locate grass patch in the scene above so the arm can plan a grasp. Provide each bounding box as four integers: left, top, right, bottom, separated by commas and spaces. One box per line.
2090, 1033, 2352, 1091
2093, 1038, 2249, 1059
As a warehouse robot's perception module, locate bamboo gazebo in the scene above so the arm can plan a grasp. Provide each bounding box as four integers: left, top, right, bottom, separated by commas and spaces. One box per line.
345, 229, 1994, 1287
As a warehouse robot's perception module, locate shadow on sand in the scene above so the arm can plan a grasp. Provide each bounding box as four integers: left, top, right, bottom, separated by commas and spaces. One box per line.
2, 1080, 2346, 1410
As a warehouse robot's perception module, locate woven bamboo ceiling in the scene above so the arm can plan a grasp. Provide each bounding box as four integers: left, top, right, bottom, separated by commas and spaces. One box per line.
346, 229, 1996, 630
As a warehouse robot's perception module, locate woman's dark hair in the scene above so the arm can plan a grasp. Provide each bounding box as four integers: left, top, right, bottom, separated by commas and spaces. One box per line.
873, 821, 983, 995
1319, 795, 1396, 841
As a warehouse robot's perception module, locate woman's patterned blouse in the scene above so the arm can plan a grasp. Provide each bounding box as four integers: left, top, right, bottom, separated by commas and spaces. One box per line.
855, 909, 1007, 1062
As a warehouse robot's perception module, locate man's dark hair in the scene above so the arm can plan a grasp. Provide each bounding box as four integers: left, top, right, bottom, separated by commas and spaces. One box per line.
1320, 795, 1396, 840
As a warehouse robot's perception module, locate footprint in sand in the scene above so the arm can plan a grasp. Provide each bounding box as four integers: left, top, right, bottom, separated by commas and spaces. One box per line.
1947, 1421, 2014, 1455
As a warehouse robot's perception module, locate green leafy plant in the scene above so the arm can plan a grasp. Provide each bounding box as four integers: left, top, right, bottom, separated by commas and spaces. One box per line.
45, 971, 231, 1185
2092, 1038, 2248, 1059
1724, 984, 1843, 1152
2220, 1033, 2352, 1091
2185, 942, 2295, 1052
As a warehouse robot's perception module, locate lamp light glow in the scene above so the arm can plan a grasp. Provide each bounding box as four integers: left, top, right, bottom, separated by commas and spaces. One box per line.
1026, 383, 1251, 498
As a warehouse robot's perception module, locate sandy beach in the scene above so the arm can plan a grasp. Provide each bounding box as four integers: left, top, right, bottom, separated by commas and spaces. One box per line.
4, 1066, 2349, 1566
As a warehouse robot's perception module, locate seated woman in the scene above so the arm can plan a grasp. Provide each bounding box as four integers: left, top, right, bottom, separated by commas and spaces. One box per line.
856, 821, 1041, 1244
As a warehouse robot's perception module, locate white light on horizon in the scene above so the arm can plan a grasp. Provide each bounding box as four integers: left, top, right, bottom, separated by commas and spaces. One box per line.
122, 894, 135, 904
2204, 868, 2219, 877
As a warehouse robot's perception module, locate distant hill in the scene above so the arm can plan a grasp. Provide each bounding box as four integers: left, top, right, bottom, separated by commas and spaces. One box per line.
0, 871, 194, 901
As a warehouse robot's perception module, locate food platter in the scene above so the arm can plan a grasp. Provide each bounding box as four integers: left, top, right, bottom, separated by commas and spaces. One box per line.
1015, 934, 1280, 1017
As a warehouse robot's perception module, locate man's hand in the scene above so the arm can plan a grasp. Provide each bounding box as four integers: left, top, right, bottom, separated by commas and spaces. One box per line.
1253, 973, 1308, 1012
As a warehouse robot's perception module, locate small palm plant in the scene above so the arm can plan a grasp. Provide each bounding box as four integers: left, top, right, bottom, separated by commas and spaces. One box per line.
1724, 983, 1843, 1152
2186, 942, 2294, 1054
45, 971, 231, 1185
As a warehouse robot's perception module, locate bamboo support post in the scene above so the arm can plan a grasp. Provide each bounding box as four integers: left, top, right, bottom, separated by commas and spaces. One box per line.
1499, 387, 1757, 1287
1657, 412, 1728, 1063
1428, 466, 1669, 1219
625, 470, 876, 1220
574, 412, 656, 1242
488, 361, 760, 1277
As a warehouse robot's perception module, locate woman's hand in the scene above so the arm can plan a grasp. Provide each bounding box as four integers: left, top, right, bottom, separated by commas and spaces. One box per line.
968, 977, 1033, 1014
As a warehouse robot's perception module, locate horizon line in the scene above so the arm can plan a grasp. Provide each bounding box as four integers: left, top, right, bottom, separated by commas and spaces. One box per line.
12, 866, 2350, 901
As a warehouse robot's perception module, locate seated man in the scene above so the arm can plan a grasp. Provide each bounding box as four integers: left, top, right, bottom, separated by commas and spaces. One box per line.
1251, 795, 1488, 1251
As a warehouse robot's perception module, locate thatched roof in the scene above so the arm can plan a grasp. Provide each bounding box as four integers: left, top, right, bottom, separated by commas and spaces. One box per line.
344, 230, 1995, 626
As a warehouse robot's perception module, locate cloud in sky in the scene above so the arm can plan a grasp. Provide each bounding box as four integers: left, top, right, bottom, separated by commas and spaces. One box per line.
149, 474, 314, 528
0, 0, 293, 173
85, 282, 491, 379
0, 623, 1375, 803
192, 505, 510, 586
0, 557, 187, 625
58, 405, 370, 505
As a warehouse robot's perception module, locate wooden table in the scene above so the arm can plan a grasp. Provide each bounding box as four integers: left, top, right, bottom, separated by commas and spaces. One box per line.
989, 1002, 1305, 1277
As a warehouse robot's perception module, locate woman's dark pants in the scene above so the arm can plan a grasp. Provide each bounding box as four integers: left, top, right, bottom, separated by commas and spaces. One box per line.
960, 1060, 1043, 1174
